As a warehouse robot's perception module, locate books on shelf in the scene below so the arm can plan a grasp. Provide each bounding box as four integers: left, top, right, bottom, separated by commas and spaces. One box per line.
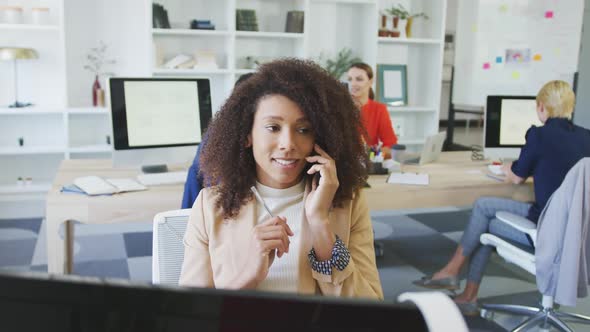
285, 11, 304, 33
236, 9, 258, 31
194, 50, 218, 69
190, 20, 215, 30
152, 3, 170, 29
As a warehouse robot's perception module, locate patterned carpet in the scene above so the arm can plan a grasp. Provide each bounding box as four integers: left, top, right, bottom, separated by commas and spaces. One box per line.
1, 208, 589, 331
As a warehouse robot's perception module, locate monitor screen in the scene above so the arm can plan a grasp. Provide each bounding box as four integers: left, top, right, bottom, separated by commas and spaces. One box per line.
0, 272, 428, 332
484, 95, 542, 159
108, 78, 212, 170
110, 78, 212, 150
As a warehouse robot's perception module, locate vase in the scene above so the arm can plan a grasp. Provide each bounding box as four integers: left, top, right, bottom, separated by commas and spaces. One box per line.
406, 17, 414, 38
92, 75, 101, 107
378, 14, 389, 37
397, 19, 407, 38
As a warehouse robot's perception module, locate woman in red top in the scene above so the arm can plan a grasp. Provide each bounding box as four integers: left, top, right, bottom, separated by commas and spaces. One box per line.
347, 63, 397, 159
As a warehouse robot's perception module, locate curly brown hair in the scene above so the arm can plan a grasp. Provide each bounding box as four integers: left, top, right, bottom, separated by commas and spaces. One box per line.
200, 58, 368, 219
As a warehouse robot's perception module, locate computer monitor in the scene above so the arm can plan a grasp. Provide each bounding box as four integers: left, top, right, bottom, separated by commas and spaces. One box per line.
484, 95, 543, 160
108, 77, 212, 173
0, 271, 428, 331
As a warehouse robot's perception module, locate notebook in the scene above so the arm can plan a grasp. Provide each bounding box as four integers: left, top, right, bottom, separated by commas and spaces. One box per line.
73, 176, 147, 196
386, 172, 429, 186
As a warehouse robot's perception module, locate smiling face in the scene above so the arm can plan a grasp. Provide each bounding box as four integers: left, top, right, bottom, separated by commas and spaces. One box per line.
247, 94, 315, 189
347, 67, 373, 101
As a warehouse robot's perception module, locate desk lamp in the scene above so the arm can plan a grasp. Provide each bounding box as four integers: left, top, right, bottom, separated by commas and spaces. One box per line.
0, 47, 39, 108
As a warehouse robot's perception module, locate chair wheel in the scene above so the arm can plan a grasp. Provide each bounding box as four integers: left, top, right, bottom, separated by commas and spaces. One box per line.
374, 241, 384, 258
480, 309, 494, 320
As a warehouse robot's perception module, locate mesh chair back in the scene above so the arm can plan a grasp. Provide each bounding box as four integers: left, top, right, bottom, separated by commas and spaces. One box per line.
152, 209, 190, 284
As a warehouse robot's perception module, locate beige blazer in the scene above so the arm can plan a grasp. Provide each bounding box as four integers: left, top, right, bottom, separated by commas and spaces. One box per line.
179, 184, 384, 300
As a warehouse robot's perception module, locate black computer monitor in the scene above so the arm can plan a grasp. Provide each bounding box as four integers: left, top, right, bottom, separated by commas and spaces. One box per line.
108, 77, 212, 172
484, 95, 543, 160
0, 271, 427, 332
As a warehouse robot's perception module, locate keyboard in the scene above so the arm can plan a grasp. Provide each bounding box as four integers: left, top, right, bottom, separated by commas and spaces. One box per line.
137, 171, 187, 186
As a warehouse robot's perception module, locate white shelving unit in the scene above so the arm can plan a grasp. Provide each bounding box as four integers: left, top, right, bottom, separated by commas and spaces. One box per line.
150, 0, 445, 149
0, 0, 445, 218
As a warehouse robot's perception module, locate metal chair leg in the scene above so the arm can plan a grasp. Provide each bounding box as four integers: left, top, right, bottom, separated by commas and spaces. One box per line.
512, 311, 545, 332
555, 311, 590, 323
481, 303, 540, 316
547, 311, 575, 332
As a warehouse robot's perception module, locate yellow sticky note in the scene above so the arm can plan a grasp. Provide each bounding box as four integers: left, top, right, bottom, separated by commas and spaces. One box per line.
472, 24, 478, 32
554, 48, 561, 56
499, 4, 508, 13
533, 54, 542, 61
512, 71, 520, 79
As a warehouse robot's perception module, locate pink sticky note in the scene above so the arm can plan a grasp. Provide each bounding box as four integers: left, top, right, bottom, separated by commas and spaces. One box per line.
483, 63, 491, 70
545, 11, 554, 18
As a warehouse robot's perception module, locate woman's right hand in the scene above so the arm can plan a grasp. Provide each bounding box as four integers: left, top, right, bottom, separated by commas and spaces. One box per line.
242, 216, 294, 287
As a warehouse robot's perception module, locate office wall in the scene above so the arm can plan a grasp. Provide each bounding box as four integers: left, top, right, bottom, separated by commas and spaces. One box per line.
453, 0, 584, 108
574, 0, 590, 128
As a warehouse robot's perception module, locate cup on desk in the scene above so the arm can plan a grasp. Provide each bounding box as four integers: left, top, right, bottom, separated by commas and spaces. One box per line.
391, 144, 406, 163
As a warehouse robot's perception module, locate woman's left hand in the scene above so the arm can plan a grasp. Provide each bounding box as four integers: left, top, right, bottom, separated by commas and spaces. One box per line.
304, 144, 339, 227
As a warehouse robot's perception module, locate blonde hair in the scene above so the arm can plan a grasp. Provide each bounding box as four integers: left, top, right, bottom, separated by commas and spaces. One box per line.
536, 80, 575, 119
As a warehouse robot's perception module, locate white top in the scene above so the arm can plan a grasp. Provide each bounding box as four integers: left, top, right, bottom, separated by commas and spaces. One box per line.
255, 180, 305, 293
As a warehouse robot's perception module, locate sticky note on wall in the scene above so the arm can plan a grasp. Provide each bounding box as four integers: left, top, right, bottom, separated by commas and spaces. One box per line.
496, 56, 503, 63
483, 62, 491, 70
512, 71, 521, 79
545, 11, 554, 18
533, 54, 542, 61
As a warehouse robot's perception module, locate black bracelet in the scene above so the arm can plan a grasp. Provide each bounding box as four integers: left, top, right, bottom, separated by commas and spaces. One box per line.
308, 235, 351, 275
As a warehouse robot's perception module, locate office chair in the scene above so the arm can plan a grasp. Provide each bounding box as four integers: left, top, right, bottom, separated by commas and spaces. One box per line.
479, 158, 590, 332
152, 209, 190, 284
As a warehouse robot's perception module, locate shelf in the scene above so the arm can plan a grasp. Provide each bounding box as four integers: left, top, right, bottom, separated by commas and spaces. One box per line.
235, 31, 304, 39
67, 107, 109, 114
0, 182, 52, 195
152, 28, 231, 37
388, 106, 437, 113
378, 37, 443, 45
0, 107, 63, 115
0, 23, 60, 32
68, 145, 113, 153
0, 146, 66, 155
153, 68, 231, 75
235, 69, 256, 74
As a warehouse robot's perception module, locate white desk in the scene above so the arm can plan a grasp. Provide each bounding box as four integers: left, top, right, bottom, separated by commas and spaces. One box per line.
45, 159, 185, 274
45, 152, 534, 274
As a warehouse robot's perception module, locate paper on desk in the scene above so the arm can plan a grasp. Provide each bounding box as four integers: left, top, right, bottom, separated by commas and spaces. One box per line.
387, 172, 429, 186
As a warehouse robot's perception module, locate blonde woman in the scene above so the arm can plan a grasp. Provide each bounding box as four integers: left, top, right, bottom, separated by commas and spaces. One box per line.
414, 80, 590, 314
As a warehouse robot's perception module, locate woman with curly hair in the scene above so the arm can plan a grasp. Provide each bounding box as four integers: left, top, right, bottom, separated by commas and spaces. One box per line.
179, 58, 383, 299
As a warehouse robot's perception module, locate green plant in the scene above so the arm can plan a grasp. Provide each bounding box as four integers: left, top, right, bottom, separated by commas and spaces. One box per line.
83, 40, 116, 77
319, 48, 361, 80
385, 4, 429, 20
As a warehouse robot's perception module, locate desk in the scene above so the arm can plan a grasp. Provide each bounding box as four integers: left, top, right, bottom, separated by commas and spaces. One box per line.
365, 151, 533, 210
45, 159, 185, 274
46, 152, 534, 274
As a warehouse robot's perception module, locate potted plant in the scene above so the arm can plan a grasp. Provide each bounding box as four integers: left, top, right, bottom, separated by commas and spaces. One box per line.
319, 48, 361, 81
83, 41, 116, 107
386, 4, 429, 38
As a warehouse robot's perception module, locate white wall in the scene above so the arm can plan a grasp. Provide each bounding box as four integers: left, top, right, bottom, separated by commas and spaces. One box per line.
65, 0, 150, 107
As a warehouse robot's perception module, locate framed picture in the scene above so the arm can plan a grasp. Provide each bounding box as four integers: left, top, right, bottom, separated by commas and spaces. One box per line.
377, 64, 407, 106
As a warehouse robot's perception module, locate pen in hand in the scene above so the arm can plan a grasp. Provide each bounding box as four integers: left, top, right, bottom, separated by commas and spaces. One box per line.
250, 186, 274, 218
251, 186, 286, 258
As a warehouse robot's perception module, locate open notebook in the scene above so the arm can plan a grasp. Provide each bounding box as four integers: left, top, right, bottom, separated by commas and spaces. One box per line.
72, 176, 147, 196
